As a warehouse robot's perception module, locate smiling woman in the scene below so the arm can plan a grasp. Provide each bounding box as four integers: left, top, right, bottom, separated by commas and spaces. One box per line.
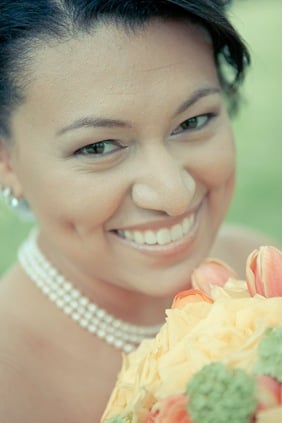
0, 0, 275, 421
8, 20, 236, 298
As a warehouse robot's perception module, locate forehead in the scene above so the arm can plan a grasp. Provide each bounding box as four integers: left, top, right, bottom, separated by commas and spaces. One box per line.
12, 20, 218, 134
29, 19, 215, 90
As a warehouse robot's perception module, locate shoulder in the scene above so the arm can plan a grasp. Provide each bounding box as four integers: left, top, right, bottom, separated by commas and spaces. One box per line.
0, 351, 45, 422
0, 314, 31, 420
210, 223, 280, 278
0, 284, 46, 421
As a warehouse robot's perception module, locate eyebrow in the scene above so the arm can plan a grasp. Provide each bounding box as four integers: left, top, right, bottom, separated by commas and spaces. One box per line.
173, 86, 221, 117
56, 86, 221, 137
57, 117, 131, 136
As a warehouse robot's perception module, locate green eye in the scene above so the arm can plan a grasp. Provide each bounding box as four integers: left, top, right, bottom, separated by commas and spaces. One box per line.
172, 114, 212, 135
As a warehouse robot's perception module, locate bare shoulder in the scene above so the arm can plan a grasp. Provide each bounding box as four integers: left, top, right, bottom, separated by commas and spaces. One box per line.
0, 345, 52, 423
0, 277, 54, 422
0, 267, 39, 419
0, 348, 28, 422
210, 223, 280, 278
0, 308, 34, 421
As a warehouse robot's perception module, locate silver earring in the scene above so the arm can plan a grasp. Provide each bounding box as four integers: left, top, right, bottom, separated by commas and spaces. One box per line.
0, 185, 35, 222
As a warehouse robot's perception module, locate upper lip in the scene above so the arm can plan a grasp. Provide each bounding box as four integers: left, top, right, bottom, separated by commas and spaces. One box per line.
111, 200, 202, 233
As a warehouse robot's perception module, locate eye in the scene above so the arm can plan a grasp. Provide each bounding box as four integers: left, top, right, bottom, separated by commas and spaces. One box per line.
171, 114, 212, 136
75, 140, 125, 157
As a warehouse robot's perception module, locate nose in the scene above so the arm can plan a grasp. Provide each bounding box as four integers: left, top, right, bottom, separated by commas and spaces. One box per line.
131, 148, 196, 216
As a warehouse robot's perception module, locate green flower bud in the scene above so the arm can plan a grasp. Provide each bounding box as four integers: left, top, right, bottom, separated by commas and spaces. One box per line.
255, 326, 282, 382
186, 362, 257, 423
105, 416, 128, 423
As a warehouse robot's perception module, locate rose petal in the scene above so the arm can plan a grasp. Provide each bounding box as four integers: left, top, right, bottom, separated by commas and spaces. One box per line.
256, 406, 282, 423
256, 375, 281, 410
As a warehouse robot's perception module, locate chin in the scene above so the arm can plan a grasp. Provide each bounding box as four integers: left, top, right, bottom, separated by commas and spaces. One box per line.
130, 271, 195, 299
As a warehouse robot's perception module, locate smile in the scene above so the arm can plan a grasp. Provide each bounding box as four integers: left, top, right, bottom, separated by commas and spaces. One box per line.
116, 214, 195, 246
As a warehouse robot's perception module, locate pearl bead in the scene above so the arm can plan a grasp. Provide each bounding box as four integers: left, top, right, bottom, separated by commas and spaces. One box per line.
79, 297, 89, 306
87, 304, 97, 313
64, 305, 73, 315
71, 312, 80, 321
88, 325, 97, 334
56, 299, 64, 309
79, 319, 88, 328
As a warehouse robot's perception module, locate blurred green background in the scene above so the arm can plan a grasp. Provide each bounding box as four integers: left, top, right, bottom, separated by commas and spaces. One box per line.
0, 0, 281, 275
227, 0, 282, 240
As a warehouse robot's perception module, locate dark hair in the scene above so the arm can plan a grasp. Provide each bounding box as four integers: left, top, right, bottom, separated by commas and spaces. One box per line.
0, 0, 250, 139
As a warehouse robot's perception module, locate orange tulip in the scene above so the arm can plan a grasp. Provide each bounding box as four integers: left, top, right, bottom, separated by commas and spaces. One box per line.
171, 289, 213, 309
246, 246, 282, 297
191, 259, 239, 295
144, 394, 192, 423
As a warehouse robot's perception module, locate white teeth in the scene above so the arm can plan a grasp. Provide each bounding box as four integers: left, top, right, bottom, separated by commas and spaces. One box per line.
156, 228, 171, 245
133, 231, 144, 244
183, 216, 192, 234
119, 213, 195, 246
124, 230, 134, 241
171, 224, 183, 241
144, 231, 157, 245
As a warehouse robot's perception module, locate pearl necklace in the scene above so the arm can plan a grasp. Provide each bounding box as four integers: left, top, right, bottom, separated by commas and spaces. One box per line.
18, 232, 163, 353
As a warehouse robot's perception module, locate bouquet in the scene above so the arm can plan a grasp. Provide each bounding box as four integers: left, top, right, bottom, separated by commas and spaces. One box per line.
102, 246, 282, 423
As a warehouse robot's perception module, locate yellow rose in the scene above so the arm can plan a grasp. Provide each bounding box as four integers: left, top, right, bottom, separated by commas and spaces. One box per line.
257, 407, 282, 423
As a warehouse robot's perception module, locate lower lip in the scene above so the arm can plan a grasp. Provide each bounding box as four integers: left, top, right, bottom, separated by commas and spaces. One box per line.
111, 205, 202, 258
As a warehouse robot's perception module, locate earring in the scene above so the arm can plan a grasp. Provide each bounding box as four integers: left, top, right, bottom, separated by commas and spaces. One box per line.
1, 186, 19, 207
0, 185, 34, 222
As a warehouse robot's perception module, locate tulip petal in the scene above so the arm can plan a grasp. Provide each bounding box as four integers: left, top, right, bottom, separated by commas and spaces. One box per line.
191, 258, 239, 295
171, 289, 213, 309
246, 246, 282, 297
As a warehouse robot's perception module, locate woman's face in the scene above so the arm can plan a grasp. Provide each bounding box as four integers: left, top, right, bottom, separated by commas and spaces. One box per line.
6, 19, 235, 297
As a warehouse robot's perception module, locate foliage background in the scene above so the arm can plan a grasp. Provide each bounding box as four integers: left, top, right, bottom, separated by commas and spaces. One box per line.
0, 0, 281, 275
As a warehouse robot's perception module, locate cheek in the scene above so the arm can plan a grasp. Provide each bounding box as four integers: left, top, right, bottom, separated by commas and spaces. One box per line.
190, 128, 235, 190
18, 160, 125, 231
205, 137, 236, 211
206, 138, 236, 226
206, 148, 235, 191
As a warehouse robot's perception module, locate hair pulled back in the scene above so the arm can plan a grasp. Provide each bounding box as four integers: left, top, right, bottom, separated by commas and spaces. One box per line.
0, 0, 250, 139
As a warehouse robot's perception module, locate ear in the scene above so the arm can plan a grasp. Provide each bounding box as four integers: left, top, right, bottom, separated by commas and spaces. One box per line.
0, 138, 24, 198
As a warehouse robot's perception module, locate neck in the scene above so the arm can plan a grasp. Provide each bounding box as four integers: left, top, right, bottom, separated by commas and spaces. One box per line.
36, 230, 171, 326
18, 230, 171, 352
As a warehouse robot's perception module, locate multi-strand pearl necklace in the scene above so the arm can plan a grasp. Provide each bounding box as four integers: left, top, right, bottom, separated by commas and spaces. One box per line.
18, 232, 163, 353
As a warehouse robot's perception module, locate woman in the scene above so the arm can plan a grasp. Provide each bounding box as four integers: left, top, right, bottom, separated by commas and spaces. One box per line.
0, 0, 273, 421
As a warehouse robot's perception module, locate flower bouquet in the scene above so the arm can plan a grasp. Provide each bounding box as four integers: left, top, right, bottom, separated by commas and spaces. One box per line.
102, 246, 282, 423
